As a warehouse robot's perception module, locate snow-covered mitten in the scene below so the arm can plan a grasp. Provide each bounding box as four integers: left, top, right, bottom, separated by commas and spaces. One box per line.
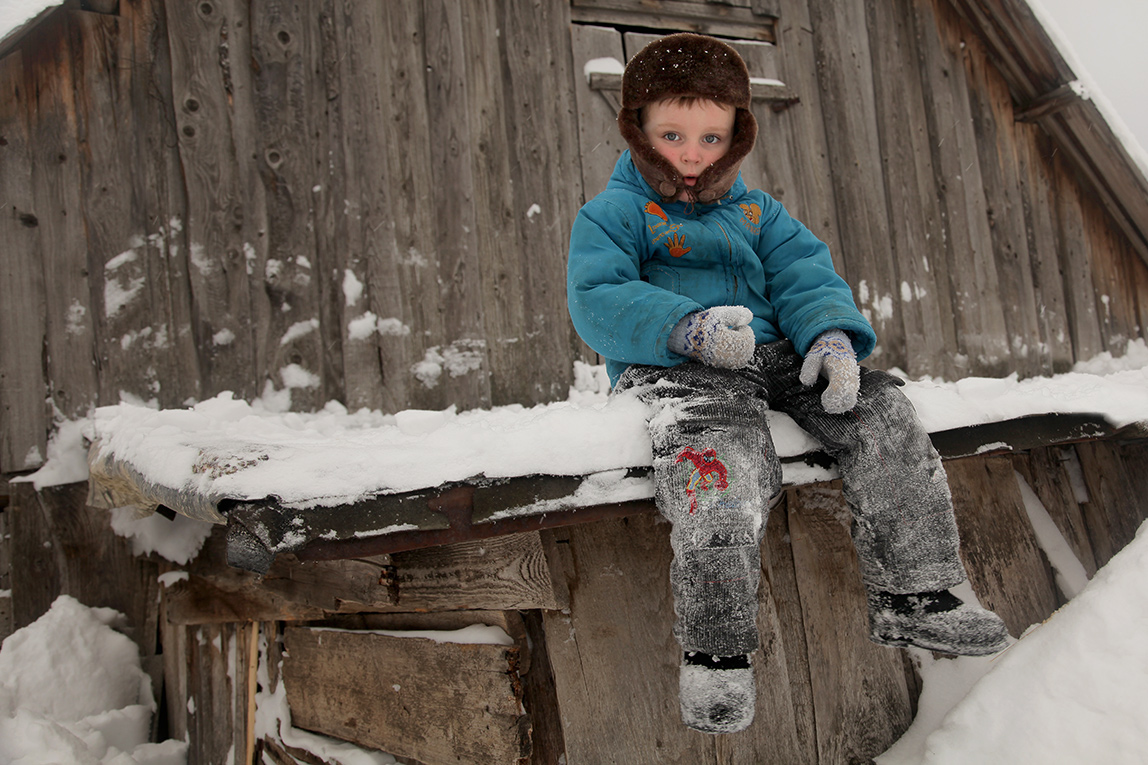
799, 329, 860, 414
668, 306, 755, 369
867, 589, 1009, 656
679, 652, 755, 734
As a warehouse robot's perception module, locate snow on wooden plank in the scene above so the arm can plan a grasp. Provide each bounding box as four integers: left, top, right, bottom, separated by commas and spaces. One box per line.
281, 625, 530, 765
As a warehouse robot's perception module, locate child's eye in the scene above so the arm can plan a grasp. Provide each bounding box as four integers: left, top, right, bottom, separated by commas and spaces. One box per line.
662, 132, 681, 142
703, 134, 723, 145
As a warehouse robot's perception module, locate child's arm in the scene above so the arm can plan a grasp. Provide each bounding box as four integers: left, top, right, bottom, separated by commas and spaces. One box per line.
567, 199, 704, 367
751, 195, 876, 360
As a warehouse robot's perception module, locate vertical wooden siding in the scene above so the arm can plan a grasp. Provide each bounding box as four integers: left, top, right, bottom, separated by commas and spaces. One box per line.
2, 0, 1148, 473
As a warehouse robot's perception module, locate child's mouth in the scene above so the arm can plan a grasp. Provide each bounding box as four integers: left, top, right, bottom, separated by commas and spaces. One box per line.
683, 176, 698, 186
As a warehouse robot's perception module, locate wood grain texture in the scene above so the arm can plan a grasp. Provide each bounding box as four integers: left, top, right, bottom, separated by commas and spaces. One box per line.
0, 49, 48, 472
22, 23, 99, 423
865, 0, 955, 379
945, 455, 1060, 636
283, 626, 530, 764
913, 0, 1012, 377
805, 0, 904, 371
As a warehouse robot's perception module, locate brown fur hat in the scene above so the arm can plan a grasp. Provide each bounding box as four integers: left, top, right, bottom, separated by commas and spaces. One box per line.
618, 33, 757, 203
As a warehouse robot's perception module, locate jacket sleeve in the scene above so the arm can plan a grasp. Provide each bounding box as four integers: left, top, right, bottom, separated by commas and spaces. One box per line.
567, 196, 702, 367
754, 194, 877, 359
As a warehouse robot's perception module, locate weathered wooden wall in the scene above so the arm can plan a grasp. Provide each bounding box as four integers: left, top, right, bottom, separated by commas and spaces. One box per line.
2, 0, 1148, 476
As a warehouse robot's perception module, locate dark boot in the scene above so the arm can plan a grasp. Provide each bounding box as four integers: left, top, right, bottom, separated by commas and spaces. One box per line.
867, 589, 1009, 656
678, 652, 755, 734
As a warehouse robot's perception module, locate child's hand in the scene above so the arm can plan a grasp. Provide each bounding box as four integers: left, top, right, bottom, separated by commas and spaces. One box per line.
799, 329, 859, 413
668, 306, 756, 369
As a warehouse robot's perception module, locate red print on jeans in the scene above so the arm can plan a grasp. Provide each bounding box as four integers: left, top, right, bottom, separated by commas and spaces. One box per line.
676, 447, 729, 514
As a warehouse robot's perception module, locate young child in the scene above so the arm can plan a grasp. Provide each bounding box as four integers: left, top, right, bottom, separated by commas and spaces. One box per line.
567, 33, 1008, 735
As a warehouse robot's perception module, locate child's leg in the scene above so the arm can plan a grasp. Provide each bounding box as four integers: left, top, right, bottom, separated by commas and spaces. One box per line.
753, 341, 1006, 654
618, 362, 781, 657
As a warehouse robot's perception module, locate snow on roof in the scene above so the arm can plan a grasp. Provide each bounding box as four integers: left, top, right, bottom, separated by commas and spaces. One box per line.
18, 343, 1147, 529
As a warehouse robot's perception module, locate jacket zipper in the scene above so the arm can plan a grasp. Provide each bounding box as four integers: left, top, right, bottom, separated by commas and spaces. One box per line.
715, 220, 738, 304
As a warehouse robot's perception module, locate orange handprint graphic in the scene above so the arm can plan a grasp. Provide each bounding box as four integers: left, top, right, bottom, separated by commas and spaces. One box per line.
665, 233, 691, 258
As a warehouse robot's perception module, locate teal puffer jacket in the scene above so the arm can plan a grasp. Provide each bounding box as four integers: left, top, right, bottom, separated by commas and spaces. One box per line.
568, 152, 876, 386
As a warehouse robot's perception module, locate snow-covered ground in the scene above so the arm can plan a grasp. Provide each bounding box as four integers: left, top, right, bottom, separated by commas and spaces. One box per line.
3, 344, 1148, 764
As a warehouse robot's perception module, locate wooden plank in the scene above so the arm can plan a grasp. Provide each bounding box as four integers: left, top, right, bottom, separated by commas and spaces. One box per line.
1012, 447, 1098, 578
912, 0, 1011, 377
786, 484, 913, 764
7, 482, 161, 649
0, 508, 12, 643
1014, 125, 1075, 372
265, 530, 564, 613
497, 0, 583, 405
805, 0, 905, 372
119, 0, 203, 409
315, 2, 384, 412
170, 527, 563, 623
570, 0, 776, 41
865, 0, 956, 379
184, 621, 259, 765
163, 0, 259, 401
1073, 440, 1148, 569
0, 48, 48, 472
770, 0, 844, 262
282, 625, 530, 764
1081, 189, 1145, 354
21, 24, 99, 423
1050, 150, 1105, 362
413, 1, 491, 411
248, 0, 328, 411
67, 11, 163, 407
945, 455, 1060, 636
569, 25, 625, 203
962, 27, 1045, 378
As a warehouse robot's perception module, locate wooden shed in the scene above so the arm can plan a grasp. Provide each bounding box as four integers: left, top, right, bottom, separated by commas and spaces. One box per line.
2, 0, 1148, 763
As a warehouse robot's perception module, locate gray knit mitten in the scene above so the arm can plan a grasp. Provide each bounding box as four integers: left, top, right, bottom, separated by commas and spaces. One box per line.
668, 306, 755, 369
799, 329, 859, 413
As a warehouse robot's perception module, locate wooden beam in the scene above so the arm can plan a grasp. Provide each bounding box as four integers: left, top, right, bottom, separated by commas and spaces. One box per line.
282, 626, 530, 764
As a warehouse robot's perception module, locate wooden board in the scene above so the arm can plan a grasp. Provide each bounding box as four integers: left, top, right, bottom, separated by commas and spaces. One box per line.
569, 24, 625, 203
961, 26, 1045, 378
865, 0, 956, 379
0, 48, 48, 472
1014, 126, 1075, 373
7, 482, 161, 645
771, 0, 843, 259
945, 455, 1060, 636
22, 23, 99, 422
912, 0, 1011, 377
786, 484, 913, 764
282, 625, 530, 764
804, 0, 904, 371
1073, 440, 1148, 568
167, 527, 563, 623
1012, 447, 1098, 578
181, 621, 259, 765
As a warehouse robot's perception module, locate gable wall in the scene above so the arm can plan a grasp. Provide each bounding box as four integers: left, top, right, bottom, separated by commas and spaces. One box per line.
1, 0, 1145, 474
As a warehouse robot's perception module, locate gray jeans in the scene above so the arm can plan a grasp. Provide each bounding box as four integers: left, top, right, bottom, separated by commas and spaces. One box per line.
615, 340, 967, 656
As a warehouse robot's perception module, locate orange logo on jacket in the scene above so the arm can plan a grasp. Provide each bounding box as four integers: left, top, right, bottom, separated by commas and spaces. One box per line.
739, 202, 761, 225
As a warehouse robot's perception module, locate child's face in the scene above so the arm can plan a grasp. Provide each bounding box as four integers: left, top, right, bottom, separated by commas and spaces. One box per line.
642, 98, 736, 200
